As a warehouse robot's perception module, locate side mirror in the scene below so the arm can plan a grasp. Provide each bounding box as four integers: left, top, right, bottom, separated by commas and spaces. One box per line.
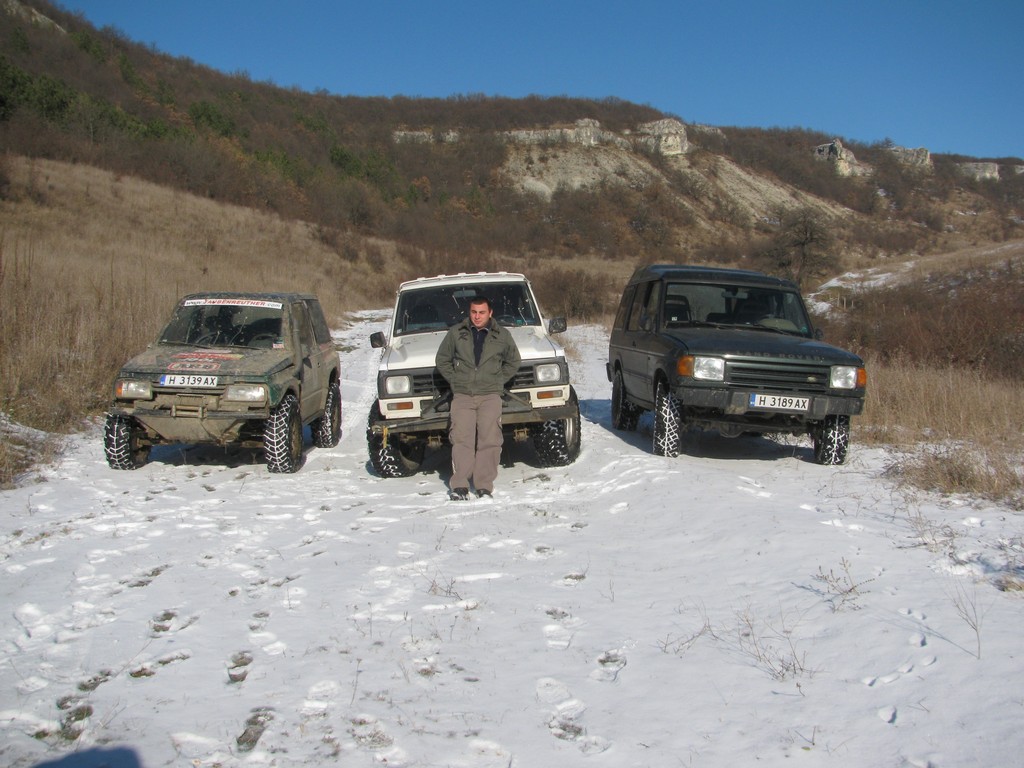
370, 331, 386, 348
548, 317, 567, 334
639, 313, 654, 333
814, 328, 824, 341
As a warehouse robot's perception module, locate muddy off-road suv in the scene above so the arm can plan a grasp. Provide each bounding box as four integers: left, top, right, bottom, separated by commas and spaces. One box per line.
104, 292, 341, 473
607, 265, 866, 464
367, 272, 581, 477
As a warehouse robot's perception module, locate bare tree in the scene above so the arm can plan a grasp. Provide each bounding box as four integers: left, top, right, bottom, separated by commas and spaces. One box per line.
770, 206, 836, 286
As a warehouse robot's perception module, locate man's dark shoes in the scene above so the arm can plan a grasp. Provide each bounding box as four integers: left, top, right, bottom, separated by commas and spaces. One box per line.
476, 489, 492, 498
449, 487, 470, 501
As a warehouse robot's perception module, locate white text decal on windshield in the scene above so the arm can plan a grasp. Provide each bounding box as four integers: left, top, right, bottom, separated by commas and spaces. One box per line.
183, 298, 284, 309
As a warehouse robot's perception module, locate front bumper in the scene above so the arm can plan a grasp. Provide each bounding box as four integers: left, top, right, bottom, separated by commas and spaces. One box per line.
672, 385, 863, 433
109, 401, 271, 445
368, 390, 580, 436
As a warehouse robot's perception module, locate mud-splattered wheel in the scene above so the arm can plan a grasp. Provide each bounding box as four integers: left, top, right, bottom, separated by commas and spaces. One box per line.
312, 380, 342, 449
812, 414, 850, 465
611, 369, 640, 431
533, 388, 582, 467
367, 404, 424, 477
652, 382, 681, 458
103, 414, 150, 470
264, 394, 303, 473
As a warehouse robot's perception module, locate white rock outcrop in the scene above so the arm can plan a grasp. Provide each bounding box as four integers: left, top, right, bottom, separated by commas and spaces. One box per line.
814, 139, 870, 177
392, 129, 460, 144
632, 119, 689, 156
502, 119, 632, 150
958, 162, 1000, 181
887, 145, 932, 169
2, 0, 65, 31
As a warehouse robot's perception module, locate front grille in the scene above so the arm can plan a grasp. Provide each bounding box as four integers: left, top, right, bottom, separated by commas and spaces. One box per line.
410, 370, 448, 396
725, 359, 832, 394
509, 365, 539, 388
405, 363, 545, 397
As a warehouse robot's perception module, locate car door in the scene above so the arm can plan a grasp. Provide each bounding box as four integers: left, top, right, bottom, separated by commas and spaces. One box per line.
620, 280, 661, 409
291, 301, 325, 421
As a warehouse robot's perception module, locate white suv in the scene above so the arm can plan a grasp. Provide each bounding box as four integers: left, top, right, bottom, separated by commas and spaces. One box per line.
367, 272, 581, 477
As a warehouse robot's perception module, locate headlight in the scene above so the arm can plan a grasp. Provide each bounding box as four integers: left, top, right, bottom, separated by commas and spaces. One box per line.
678, 355, 725, 381
385, 375, 412, 395
535, 363, 562, 383
115, 380, 152, 399
223, 383, 268, 402
830, 366, 866, 390
694, 357, 725, 381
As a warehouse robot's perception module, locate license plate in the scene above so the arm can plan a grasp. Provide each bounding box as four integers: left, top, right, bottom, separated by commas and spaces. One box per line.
749, 393, 809, 412
160, 374, 219, 388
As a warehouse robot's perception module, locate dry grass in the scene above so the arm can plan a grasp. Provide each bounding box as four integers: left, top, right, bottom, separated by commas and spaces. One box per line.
858, 358, 1024, 447
0, 156, 394, 448
899, 240, 1024, 281
859, 358, 1024, 508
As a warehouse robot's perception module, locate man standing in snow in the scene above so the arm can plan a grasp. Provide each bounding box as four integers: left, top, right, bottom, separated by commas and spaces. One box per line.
435, 296, 521, 500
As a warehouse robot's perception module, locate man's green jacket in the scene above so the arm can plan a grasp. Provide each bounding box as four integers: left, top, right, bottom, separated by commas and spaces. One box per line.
435, 319, 521, 396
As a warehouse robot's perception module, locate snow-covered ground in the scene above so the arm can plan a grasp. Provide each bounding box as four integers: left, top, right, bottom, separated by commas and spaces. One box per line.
2, 313, 1022, 768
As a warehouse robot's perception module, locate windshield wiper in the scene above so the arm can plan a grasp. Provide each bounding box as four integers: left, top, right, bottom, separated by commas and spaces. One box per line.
669, 320, 727, 329
743, 323, 803, 336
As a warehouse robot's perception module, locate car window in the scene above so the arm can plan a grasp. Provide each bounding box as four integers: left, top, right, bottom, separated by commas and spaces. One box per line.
305, 300, 332, 345
613, 285, 635, 331
291, 301, 317, 356
394, 283, 541, 336
160, 298, 286, 349
664, 282, 812, 335
643, 282, 661, 327
626, 281, 656, 331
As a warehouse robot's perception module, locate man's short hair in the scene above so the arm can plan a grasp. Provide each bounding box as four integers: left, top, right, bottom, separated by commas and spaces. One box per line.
469, 295, 492, 310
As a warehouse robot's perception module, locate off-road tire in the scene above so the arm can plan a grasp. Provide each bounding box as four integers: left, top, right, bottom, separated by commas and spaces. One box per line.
812, 414, 850, 466
264, 394, 303, 473
611, 369, 640, 431
533, 388, 582, 467
103, 414, 150, 470
367, 405, 424, 477
653, 382, 682, 458
311, 380, 342, 448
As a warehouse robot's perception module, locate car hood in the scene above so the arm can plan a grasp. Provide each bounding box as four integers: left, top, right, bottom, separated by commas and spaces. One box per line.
119, 344, 294, 379
667, 327, 863, 365
381, 326, 564, 370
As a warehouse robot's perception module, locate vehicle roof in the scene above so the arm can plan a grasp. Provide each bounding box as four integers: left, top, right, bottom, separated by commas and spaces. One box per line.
397, 272, 529, 291
627, 264, 799, 290
179, 291, 320, 303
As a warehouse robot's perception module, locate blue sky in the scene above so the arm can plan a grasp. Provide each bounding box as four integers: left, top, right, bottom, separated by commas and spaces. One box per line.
59, 0, 1023, 159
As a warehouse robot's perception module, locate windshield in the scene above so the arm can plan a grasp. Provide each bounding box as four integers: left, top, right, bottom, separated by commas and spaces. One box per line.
662, 282, 813, 336
159, 298, 287, 349
394, 282, 540, 336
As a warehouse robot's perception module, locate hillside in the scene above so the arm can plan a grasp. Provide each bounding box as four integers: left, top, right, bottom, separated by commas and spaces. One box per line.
1, 0, 1022, 289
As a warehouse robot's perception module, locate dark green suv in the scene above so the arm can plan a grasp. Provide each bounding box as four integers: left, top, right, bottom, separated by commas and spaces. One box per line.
104, 292, 341, 473
607, 265, 866, 464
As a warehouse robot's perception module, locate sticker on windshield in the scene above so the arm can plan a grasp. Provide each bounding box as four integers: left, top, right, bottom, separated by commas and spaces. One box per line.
182, 298, 283, 309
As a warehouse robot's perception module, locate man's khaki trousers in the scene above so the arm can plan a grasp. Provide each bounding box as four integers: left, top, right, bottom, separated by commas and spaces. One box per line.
449, 393, 503, 492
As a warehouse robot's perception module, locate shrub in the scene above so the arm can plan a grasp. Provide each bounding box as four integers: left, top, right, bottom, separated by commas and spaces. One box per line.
188, 100, 235, 137
821, 260, 1024, 381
